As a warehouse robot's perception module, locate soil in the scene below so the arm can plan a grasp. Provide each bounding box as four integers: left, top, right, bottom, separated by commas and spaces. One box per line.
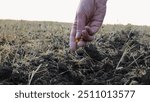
1, 42, 149, 85
0, 20, 150, 85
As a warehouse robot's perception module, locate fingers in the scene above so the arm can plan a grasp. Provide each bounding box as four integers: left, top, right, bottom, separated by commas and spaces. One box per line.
76, 28, 94, 48
69, 13, 87, 52
69, 17, 77, 52
82, 29, 95, 41
75, 11, 86, 40
70, 11, 87, 52
88, 2, 107, 34
77, 39, 87, 47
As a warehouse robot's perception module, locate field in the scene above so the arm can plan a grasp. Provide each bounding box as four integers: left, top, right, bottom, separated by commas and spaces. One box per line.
0, 20, 150, 85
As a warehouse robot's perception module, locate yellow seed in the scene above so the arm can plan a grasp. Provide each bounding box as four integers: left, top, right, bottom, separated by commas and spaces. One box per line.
75, 38, 80, 43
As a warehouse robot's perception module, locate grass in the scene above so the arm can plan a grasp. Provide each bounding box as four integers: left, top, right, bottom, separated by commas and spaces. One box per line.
0, 19, 150, 85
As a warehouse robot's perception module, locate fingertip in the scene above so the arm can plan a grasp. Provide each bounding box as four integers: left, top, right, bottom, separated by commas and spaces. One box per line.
69, 42, 77, 52
87, 35, 95, 41
77, 40, 86, 47
70, 48, 76, 53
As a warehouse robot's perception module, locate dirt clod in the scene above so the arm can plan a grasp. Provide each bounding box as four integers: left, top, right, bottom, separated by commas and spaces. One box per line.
0, 20, 150, 85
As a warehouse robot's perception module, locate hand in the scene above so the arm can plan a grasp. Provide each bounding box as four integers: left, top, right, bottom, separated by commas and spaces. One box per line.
69, 0, 107, 52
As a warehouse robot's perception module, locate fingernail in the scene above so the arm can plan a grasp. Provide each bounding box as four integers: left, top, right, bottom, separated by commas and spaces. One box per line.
75, 32, 81, 43
76, 32, 81, 39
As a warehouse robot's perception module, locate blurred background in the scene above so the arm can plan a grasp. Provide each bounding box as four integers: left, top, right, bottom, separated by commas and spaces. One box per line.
0, 0, 150, 25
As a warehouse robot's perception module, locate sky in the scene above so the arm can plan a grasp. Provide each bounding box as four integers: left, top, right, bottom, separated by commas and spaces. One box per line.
0, 0, 150, 25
